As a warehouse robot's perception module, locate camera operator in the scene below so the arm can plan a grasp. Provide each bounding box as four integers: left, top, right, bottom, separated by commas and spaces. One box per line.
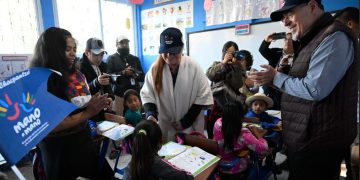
206, 41, 247, 139
80, 38, 113, 98
107, 35, 144, 116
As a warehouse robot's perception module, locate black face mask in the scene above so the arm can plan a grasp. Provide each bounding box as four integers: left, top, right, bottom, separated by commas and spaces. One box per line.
117, 48, 130, 56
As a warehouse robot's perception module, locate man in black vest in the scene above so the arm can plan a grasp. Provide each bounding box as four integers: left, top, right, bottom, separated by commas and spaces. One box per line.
249, 0, 358, 179
107, 35, 144, 115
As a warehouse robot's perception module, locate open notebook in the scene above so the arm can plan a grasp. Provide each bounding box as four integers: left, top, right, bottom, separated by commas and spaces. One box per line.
158, 141, 187, 158
97, 121, 134, 141
168, 146, 220, 176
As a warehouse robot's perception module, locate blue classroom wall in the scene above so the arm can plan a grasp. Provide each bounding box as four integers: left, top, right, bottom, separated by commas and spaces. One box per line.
40, 0, 359, 72
40, 0, 56, 29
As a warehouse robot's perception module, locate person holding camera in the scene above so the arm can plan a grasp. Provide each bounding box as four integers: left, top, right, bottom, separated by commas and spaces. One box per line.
80, 38, 125, 125
80, 38, 112, 97
206, 41, 247, 139
107, 35, 144, 116
258, 32, 298, 110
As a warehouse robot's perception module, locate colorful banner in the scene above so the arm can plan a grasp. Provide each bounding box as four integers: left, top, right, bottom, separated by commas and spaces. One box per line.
0, 68, 77, 165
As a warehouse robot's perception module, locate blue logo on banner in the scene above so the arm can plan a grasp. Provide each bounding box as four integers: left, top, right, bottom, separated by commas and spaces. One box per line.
0, 68, 77, 165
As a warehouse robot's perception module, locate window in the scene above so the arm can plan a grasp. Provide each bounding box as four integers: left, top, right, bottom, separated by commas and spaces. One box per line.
55, 0, 135, 58
0, 0, 41, 54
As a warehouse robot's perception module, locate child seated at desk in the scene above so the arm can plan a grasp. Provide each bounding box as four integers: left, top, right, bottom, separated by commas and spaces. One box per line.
213, 102, 268, 180
245, 93, 282, 166
123, 89, 143, 127
123, 120, 194, 180
244, 93, 282, 141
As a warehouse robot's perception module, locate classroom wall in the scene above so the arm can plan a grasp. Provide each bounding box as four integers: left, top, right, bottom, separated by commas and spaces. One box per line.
39, 0, 359, 72
138, 0, 359, 72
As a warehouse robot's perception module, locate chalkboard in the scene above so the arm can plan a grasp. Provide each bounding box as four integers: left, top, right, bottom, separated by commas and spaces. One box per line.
188, 21, 288, 72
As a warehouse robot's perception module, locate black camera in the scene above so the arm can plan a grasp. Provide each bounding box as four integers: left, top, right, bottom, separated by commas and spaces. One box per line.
233, 51, 246, 61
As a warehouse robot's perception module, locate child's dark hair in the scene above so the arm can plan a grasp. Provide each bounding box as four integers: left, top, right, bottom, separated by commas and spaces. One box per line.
123, 89, 141, 113
123, 89, 140, 104
130, 120, 162, 180
238, 49, 253, 71
221, 41, 239, 60
221, 101, 245, 151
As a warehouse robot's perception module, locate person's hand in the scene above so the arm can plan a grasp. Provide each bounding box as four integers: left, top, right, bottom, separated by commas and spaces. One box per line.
248, 64, 277, 86
274, 121, 282, 131
247, 125, 268, 138
172, 121, 184, 131
84, 93, 109, 117
123, 66, 134, 76
104, 113, 126, 124
97, 73, 110, 86
222, 52, 234, 64
265, 33, 276, 42
104, 97, 112, 111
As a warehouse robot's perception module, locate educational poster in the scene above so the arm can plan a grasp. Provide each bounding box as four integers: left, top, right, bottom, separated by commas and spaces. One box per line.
206, 0, 281, 26
0, 55, 30, 80
141, 0, 193, 55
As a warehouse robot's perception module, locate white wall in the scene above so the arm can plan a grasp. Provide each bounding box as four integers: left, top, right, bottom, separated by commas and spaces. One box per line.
188, 21, 288, 71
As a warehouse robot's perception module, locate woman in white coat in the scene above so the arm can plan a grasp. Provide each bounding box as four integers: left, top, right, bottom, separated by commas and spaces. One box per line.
140, 27, 213, 141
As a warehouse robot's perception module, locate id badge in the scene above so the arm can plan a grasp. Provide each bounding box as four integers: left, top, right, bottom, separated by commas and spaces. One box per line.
130, 78, 136, 85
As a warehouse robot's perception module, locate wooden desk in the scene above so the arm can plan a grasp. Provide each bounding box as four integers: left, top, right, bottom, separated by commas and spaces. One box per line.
195, 159, 219, 180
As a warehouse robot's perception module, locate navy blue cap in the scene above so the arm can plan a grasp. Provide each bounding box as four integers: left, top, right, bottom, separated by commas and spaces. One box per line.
159, 27, 184, 54
270, 0, 322, 21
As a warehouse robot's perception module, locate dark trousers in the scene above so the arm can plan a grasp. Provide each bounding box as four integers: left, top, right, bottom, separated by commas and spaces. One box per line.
288, 148, 346, 180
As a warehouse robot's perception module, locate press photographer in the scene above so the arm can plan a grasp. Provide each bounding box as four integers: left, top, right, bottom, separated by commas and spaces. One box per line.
107, 35, 145, 115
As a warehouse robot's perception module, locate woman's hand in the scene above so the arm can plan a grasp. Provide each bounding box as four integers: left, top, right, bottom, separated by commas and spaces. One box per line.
247, 125, 267, 139
104, 113, 126, 124
172, 121, 184, 131
222, 52, 234, 64
84, 93, 109, 117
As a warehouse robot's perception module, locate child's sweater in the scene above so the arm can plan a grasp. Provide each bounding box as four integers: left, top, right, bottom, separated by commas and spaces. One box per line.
213, 118, 268, 174
245, 110, 280, 130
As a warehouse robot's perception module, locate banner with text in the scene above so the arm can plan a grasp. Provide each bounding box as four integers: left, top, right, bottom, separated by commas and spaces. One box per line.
0, 68, 77, 165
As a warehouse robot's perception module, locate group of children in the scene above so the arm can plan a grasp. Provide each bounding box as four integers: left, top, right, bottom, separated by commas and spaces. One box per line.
117, 87, 282, 180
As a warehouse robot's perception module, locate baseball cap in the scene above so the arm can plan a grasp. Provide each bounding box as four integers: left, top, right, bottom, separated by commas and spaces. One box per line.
86, 38, 107, 55
116, 35, 130, 43
159, 27, 184, 54
270, 0, 322, 21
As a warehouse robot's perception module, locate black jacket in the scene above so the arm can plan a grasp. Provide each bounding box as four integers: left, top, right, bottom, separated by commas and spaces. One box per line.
107, 53, 144, 96
80, 53, 113, 97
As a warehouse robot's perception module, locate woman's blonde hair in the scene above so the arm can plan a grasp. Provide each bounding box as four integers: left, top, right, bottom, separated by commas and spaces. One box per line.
152, 55, 165, 95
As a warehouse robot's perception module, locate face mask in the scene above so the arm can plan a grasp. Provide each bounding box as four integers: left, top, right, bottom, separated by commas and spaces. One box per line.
117, 48, 130, 56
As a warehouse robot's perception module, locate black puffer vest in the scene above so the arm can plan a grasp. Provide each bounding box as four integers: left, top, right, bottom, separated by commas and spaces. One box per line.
281, 13, 359, 153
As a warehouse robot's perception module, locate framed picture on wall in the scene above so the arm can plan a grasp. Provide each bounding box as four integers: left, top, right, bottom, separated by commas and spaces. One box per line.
154, 0, 173, 4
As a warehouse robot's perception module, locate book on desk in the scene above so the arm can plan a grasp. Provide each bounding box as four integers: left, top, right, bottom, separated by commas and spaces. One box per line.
166, 145, 220, 177
97, 121, 134, 141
